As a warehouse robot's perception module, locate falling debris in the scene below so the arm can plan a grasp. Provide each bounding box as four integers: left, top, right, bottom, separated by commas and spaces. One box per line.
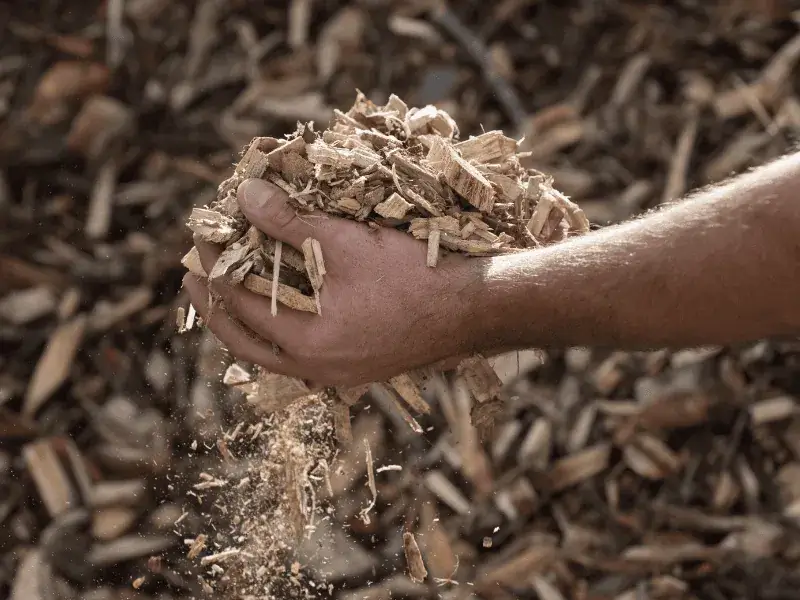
403, 531, 428, 583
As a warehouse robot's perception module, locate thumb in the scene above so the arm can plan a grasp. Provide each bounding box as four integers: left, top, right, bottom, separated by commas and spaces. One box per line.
237, 178, 315, 249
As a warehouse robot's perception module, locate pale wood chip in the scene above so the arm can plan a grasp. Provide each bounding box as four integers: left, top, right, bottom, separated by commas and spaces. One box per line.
424, 470, 471, 515
386, 149, 446, 195
532, 576, 567, 600
263, 237, 306, 272
93, 507, 138, 540
407, 104, 458, 138
391, 164, 442, 216
408, 215, 460, 239
426, 137, 495, 212
455, 130, 518, 164
0, 287, 57, 325
200, 548, 240, 566
85, 158, 118, 240
235, 138, 269, 180
526, 192, 559, 238
336, 197, 362, 214
23, 439, 81, 518
544, 443, 611, 493
270, 240, 282, 316
24, 314, 87, 416
457, 355, 503, 403
176, 306, 186, 333
623, 434, 681, 480
187, 207, 239, 244
385, 93, 409, 118
749, 395, 797, 425
388, 373, 431, 414
301, 237, 325, 291
374, 192, 413, 219
247, 372, 312, 411
223, 363, 252, 386
373, 382, 424, 433
486, 172, 525, 202
209, 242, 250, 280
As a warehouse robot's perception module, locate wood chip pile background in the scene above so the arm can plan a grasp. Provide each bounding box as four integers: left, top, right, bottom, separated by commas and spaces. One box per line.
183, 92, 589, 443
2, 2, 800, 599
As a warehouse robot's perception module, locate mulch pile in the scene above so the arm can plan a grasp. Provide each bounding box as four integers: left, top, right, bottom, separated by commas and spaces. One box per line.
1, 1, 799, 599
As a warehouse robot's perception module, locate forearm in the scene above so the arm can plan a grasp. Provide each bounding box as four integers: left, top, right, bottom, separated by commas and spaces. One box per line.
465, 152, 800, 352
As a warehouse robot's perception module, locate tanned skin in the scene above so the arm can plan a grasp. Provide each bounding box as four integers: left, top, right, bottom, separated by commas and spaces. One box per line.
183, 152, 800, 388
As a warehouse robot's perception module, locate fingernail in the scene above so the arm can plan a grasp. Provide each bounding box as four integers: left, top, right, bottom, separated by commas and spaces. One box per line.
238, 179, 275, 209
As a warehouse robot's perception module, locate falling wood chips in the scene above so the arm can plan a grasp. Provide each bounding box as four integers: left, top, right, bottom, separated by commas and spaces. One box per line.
183, 92, 589, 437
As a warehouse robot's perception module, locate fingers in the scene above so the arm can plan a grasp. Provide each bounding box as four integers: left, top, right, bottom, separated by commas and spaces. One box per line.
182, 273, 298, 375
194, 236, 314, 347
237, 179, 320, 250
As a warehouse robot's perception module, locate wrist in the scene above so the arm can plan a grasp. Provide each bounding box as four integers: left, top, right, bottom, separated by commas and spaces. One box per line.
447, 253, 527, 356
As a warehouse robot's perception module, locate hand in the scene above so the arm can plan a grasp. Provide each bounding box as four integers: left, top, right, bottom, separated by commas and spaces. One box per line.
182, 179, 483, 388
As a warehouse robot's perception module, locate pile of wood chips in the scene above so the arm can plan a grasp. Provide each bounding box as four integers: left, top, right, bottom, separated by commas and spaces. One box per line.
181, 92, 589, 440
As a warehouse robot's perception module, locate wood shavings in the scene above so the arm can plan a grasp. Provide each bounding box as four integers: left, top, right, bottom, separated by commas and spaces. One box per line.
271, 240, 282, 317
358, 440, 377, 525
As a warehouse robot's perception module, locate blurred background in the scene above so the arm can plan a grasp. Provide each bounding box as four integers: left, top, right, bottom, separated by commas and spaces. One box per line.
2, 1, 800, 599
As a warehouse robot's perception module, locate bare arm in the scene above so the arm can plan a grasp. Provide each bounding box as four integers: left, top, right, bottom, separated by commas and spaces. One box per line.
183, 152, 800, 388
468, 151, 800, 353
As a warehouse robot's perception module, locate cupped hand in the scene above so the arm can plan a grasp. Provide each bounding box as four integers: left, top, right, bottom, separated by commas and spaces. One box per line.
182, 178, 483, 388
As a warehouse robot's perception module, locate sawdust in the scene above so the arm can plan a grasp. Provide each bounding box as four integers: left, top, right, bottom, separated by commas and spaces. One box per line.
189, 393, 337, 599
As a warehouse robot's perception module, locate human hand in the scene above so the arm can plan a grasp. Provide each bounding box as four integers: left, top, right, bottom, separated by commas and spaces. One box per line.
182, 179, 483, 388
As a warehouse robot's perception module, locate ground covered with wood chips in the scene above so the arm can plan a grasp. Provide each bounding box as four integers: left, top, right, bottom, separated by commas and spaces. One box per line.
2, 2, 800, 599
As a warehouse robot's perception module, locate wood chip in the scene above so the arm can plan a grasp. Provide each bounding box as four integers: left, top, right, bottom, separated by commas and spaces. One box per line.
24, 314, 87, 416
455, 130, 518, 164
301, 237, 325, 290
543, 443, 612, 493
403, 532, 428, 583
373, 192, 413, 219
388, 373, 431, 414
426, 137, 495, 212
